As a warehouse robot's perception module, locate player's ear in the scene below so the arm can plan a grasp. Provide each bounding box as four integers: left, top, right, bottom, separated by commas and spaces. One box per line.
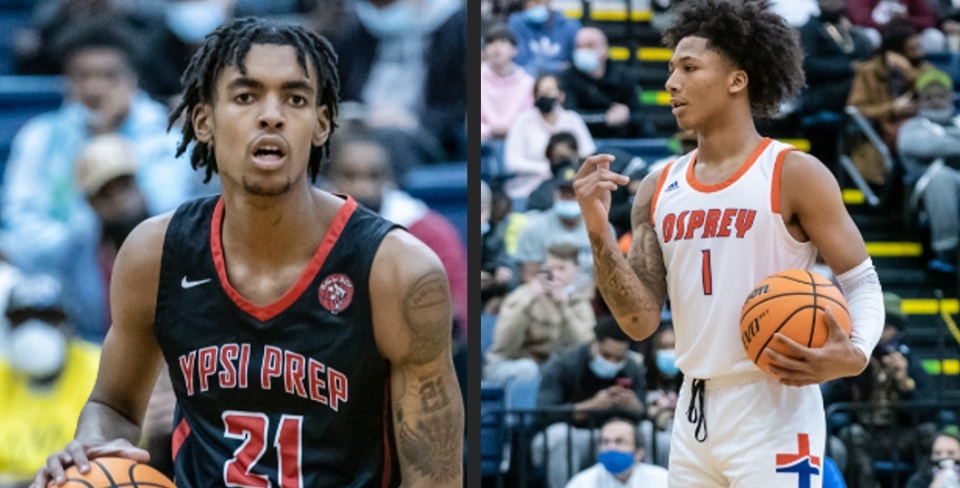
312, 105, 331, 147
728, 69, 748, 95
192, 104, 215, 145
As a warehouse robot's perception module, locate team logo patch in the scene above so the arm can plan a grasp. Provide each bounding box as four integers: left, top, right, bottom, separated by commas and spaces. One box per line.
319, 274, 354, 314
776, 433, 821, 488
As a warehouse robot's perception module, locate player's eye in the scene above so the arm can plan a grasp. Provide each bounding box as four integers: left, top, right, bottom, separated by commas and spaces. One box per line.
290, 95, 307, 107
234, 93, 254, 104
685, 66, 695, 72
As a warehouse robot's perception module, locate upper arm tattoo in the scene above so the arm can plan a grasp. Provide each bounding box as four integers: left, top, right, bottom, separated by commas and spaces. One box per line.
400, 270, 452, 365
628, 193, 668, 309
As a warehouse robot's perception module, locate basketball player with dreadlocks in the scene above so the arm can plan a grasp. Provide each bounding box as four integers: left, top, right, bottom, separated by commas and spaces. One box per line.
31, 17, 462, 488
575, 0, 884, 486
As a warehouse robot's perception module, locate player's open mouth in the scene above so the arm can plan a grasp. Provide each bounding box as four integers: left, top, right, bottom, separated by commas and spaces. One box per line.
671, 99, 687, 114
251, 136, 289, 170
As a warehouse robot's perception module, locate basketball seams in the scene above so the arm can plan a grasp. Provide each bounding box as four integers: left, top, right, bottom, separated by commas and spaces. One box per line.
752, 304, 824, 363
806, 270, 817, 348
60, 479, 96, 488
59, 459, 174, 488
91, 460, 118, 488
768, 274, 835, 287
740, 292, 850, 324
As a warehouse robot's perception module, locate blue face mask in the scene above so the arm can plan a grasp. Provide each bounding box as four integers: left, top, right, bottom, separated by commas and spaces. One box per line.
656, 349, 679, 377
356, 0, 417, 37
524, 5, 550, 24
554, 200, 581, 219
591, 354, 626, 379
165, 0, 226, 44
481, 221, 490, 235
573, 49, 600, 73
599, 450, 635, 474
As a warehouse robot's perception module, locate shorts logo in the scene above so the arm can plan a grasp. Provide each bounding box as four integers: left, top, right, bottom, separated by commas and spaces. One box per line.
319, 274, 353, 314
776, 433, 821, 488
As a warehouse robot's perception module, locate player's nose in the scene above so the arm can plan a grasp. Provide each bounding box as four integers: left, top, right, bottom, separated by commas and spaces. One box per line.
258, 95, 285, 130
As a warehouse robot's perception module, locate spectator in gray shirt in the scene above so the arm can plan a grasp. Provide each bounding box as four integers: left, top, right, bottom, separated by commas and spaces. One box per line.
898, 68, 960, 274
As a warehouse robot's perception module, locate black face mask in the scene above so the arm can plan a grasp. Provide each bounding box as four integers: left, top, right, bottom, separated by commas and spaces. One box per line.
820, 8, 846, 23
535, 96, 558, 114
102, 209, 150, 250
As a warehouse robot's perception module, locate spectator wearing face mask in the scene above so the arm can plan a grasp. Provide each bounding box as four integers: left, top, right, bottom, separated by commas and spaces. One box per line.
534, 316, 647, 488
484, 242, 595, 385
482, 25, 536, 141
644, 326, 683, 434
508, 0, 581, 76
898, 69, 960, 275
905, 427, 960, 488
563, 417, 669, 488
526, 132, 581, 213
514, 164, 613, 289
504, 74, 596, 201
0, 274, 100, 485
560, 27, 642, 139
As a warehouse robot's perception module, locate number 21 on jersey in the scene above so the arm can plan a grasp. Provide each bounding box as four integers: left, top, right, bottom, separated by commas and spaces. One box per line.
223, 411, 302, 488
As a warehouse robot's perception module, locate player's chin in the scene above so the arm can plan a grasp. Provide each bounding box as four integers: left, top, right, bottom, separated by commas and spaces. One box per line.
241, 176, 293, 197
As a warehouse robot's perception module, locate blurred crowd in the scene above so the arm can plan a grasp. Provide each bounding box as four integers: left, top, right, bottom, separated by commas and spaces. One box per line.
0, 0, 466, 485
481, 0, 960, 487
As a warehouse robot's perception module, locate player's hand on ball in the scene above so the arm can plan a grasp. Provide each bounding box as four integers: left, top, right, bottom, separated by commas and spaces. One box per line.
764, 307, 868, 387
573, 154, 628, 230
32, 439, 149, 488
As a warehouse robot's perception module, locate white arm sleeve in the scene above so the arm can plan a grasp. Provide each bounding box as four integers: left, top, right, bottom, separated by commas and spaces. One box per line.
835, 258, 885, 368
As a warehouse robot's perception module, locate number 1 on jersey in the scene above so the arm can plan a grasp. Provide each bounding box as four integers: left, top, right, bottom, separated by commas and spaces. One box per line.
701, 249, 713, 295
223, 411, 302, 488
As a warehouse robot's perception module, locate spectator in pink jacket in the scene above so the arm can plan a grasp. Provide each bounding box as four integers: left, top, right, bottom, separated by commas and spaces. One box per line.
482, 25, 535, 140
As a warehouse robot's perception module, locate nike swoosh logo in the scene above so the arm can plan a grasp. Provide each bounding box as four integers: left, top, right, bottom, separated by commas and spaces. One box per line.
181, 277, 212, 289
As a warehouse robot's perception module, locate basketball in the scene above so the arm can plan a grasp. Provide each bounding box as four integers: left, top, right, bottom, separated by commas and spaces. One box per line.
47, 457, 176, 488
740, 269, 852, 375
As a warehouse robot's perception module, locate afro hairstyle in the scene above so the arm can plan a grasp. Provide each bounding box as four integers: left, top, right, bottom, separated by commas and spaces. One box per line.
662, 0, 805, 118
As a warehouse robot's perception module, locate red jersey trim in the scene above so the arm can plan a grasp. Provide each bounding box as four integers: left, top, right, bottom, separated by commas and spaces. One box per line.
686, 138, 772, 193
172, 418, 191, 461
210, 196, 359, 322
771, 147, 799, 214
650, 162, 675, 226
382, 376, 393, 488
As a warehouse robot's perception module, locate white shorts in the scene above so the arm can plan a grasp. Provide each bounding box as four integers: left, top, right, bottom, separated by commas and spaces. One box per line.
668, 371, 826, 488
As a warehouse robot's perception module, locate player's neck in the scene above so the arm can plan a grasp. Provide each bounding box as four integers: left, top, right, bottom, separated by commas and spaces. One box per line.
220, 182, 331, 267
693, 113, 763, 168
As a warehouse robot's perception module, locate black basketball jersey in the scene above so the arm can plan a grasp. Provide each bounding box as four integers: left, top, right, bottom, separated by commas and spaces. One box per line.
154, 194, 402, 488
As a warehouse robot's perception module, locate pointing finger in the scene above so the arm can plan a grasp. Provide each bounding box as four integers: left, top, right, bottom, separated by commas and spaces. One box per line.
576, 154, 616, 178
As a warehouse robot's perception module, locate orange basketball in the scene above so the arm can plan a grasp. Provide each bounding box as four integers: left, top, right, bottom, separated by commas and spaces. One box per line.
740, 269, 852, 376
48, 457, 176, 488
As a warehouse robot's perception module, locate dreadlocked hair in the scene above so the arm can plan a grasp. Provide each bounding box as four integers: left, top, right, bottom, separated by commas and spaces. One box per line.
662, 0, 805, 118
168, 17, 340, 183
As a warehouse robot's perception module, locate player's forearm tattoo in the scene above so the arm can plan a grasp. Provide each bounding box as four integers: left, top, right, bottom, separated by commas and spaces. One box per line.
628, 197, 668, 309
418, 372, 451, 413
401, 271, 452, 365
398, 408, 463, 483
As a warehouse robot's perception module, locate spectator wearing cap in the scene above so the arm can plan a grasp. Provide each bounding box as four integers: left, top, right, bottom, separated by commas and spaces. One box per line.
484, 242, 595, 385
533, 316, 647, 488
514, 163, 614, 288
905, 427, 960, 488
526, 132, 581, 213
0, 17, 197, 344
504, 74, 596, 201
75, 135, 152, 327
482, 26, 536, 141
560, 27, 643, 139
0, 274, 100, 484
898, 69, 960, 276
323, 131, 469, 336
508, 0, 581, 76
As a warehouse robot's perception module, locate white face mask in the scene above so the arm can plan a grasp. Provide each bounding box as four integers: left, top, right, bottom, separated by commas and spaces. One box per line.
8, 320, 66, 378
166, 0, 227, 44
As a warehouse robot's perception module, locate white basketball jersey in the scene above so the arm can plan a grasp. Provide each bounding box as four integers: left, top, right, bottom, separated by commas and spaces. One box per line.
651, 138, 817, 379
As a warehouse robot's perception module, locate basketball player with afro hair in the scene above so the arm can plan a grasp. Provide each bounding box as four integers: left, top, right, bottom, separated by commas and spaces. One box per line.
575, 0, 884, 486
32, 17, 462, 488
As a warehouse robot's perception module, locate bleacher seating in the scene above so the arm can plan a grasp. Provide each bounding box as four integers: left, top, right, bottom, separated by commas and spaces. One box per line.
0, 1, 32, 76
481, 383, 507, 478
403, 161, 467, 245
481, 314, 497, 369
